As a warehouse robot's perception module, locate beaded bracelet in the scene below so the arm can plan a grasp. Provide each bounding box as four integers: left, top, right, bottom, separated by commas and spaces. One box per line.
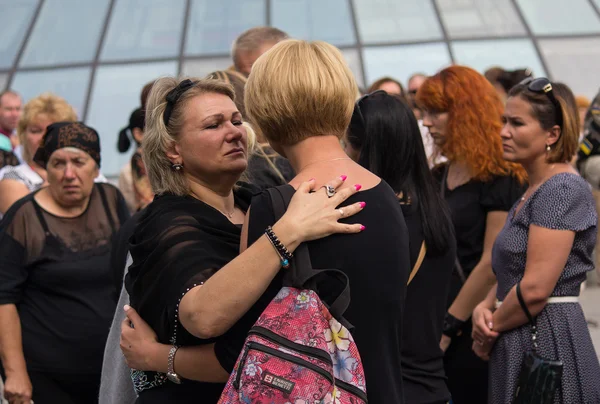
265, 226, 293, 268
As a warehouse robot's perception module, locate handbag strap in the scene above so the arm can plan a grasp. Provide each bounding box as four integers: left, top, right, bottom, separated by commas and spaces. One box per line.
516, 282, 538, 350
440, 165, 467, 284
407, 241, 426, 285
267, 186, 353, 329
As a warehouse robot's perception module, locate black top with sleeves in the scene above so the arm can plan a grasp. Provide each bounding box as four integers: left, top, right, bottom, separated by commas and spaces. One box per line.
400, 203, 455, 404
124, 185, 253, 403
431, 165, 527, 305
215, 181, 411, 404
0, 183, 129, 374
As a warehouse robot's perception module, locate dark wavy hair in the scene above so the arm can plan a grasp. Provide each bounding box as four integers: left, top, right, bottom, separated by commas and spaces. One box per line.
347, 91, 453, 255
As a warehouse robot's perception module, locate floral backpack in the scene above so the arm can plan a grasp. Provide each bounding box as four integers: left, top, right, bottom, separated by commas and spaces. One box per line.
218, 186, 367, 403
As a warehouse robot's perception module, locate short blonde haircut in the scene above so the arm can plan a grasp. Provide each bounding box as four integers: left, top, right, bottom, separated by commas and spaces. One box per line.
144, 77, 255, 196
18, 93, 77, 162
245, 39, 358, 145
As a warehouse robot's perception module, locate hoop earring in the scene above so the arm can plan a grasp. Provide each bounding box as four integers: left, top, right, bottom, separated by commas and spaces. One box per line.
172, 163, 183, 171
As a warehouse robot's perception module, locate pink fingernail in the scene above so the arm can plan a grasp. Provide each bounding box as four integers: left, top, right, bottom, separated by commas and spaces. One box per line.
488, 322, 493, 329
360, 225, 366, 231
340, 175, 347, 181
354, 184, 362, 191
359, 202, 366, 208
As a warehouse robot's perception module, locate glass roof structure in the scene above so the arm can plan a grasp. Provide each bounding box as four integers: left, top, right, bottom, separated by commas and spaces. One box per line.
2, 0, 600, 176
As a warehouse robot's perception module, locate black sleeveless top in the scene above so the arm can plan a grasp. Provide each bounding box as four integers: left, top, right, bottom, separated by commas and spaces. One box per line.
0, 183, 129, 374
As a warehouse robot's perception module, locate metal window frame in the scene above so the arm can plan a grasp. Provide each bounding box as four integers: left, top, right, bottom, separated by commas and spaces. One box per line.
3, 0, 600, 110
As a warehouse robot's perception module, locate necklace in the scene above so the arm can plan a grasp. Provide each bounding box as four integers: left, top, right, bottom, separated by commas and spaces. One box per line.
216, 206, 235, 219
299, 157, 351, 172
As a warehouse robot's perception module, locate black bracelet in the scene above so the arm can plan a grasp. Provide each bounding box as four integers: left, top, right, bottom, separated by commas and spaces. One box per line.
265, 226, 293, 268
442, 312, 465, 338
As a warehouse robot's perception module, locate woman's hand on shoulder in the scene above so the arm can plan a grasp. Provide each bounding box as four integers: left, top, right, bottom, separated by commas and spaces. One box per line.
278, 176, 366, 243
120, 305, 164, 372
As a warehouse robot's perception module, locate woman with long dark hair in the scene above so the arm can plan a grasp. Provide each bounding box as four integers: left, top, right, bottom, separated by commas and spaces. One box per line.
345, 91, 456, 404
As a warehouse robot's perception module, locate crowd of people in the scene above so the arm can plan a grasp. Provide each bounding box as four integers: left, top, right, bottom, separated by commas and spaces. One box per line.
0, 26, 599, 404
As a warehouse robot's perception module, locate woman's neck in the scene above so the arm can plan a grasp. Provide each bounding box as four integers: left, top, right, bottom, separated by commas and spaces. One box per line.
187, 175, 236, 216
522, 155, 558, 188
283, 135, 349, 174
37, 188, 91, 217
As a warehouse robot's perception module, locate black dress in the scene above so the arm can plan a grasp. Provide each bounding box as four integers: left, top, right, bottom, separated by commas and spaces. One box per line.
125, 186, 253, 403
215, 181, 411, 404
400, 203, 455, 404
432, 165, 526, 404
0, 183, 129, 404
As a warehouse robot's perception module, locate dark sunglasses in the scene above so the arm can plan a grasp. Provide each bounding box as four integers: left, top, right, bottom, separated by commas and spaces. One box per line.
521, 77, 563, 128
354, 90, 388, 129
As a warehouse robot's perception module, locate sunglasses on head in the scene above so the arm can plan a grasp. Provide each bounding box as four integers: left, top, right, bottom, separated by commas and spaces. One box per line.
520, 77, 563, 129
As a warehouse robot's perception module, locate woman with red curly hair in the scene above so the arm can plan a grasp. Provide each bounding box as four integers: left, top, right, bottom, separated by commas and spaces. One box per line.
416, 65, 527, 403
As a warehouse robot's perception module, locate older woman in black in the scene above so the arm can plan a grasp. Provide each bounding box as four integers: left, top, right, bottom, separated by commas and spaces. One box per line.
345, 91, 456, 404
0, 122, 129, 403
123, 77, 365, 403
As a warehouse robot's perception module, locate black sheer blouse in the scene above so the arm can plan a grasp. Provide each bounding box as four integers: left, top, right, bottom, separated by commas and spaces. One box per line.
125, 185, 253, 402
0, 183, 129, 374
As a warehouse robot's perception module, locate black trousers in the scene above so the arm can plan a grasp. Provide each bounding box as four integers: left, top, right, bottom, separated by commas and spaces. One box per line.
443, 321, 489, 404
1, 369, 100, 404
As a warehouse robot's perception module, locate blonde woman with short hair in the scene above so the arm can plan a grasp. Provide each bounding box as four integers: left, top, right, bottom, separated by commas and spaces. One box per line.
240, 39, 411, 403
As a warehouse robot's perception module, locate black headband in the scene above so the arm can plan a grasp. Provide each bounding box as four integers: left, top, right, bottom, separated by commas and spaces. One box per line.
163, 79, 196, 126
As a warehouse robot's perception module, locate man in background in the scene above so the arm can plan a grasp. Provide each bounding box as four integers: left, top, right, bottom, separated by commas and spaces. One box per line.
577, 88, 600, 283
230, 26, 288, 76
0, 91, 22, 168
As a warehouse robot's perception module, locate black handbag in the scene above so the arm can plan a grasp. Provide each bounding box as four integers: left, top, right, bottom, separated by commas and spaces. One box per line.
513, 283, 563, 404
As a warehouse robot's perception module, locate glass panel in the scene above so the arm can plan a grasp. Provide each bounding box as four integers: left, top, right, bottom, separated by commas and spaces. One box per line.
185, 0, 266, 56
452, 39, 546, 77
182, 58, 233, 77
437, 0, 526, 38
86, 61, 178, 177
515, 0, 600, 35
271, 0, 355, 46
538, 38, 600, 100
353, 0, 443, 44
11, 68, 91, 118
100, 0, 186, 61
20, 0, 110, 67
341, 49, 364, 90
0, 0, 38, 69
363, 43, 451, 88
0, 74, 7, 91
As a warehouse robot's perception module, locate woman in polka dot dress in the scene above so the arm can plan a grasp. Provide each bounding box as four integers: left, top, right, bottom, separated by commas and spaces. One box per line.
472, 78, 600, 404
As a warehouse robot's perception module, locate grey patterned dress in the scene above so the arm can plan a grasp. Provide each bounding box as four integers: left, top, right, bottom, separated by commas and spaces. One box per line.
490, 173, 600, 404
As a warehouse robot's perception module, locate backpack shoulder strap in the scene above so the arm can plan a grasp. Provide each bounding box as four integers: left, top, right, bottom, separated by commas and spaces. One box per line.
266, 185, 353, 327
407, 241, 426, 285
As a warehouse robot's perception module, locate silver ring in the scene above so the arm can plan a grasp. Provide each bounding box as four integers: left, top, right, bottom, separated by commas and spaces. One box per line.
322, 185, 336, 198
338, 208, 344, 217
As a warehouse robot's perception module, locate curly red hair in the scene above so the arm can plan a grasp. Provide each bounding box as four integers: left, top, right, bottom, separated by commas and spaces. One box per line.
416, 65, 526, 183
